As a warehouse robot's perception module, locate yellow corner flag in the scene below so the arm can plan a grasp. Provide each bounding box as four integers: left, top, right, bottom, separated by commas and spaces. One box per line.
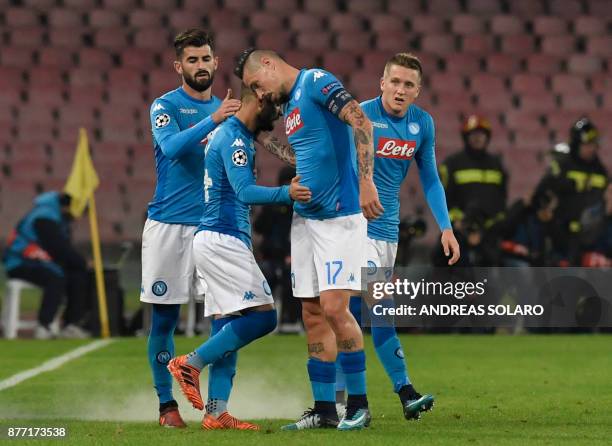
64, 128, 110, 338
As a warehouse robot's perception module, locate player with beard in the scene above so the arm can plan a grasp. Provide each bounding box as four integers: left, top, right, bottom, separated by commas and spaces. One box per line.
142, 29, 241, 428
168, 86, 311, 431
237, 49, 382, 431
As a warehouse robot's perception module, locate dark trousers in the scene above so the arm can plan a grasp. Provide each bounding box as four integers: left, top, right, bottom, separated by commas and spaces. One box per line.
7, 264, 88, 327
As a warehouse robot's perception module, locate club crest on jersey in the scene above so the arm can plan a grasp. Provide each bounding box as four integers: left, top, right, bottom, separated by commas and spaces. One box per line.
376, 137, 416, 159
408, 122, 420, 135
285, 108, 304, 136
232, 149, 248, 166
154, 113, 171, 128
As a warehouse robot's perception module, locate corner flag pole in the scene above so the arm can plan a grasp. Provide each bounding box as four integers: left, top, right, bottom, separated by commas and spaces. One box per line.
88, 194, 110, 338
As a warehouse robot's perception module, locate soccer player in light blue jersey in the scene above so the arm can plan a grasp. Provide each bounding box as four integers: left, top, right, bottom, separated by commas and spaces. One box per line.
140, 29, 241, 428
238, 49, 384, 431
167, 85, 311, 430
335, 53, 461, 421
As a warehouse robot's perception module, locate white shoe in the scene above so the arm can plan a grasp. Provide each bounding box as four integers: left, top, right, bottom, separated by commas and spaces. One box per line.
336, 402, 347, 420
34, 324, 55, 340
59, 324, 91, 339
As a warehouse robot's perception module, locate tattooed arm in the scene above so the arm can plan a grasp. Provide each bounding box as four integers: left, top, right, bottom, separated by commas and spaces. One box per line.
257, 132, 296, 166
338, 100, 384, 219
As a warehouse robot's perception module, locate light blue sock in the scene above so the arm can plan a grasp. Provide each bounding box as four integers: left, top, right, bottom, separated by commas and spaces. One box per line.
338, 350, 367, 396
147, 304, 180, 404
207, 316, 238, 415
371, 300, 411, 393
307, 357, 336, 402
187, 310, 277, 370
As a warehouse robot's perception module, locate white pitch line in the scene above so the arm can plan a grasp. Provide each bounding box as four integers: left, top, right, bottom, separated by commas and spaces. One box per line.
0, 339, 114, 392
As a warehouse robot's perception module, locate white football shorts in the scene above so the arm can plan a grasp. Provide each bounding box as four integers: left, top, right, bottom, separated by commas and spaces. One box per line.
193, 230, 275, 317
291, 213, 367, 298
365, 237, 398, 284
140, 218, 206, 305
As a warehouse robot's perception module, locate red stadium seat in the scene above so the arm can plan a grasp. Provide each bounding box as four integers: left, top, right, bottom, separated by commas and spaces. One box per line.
541, 36, 577, 55
321, 51, 359, 78
374, 31, 412, 52
335, 32, 373, 52
69, 68, 105, 88
48, 28, 86, 48
475, 90, 514, 111
129, 10, 163, 28
224, 0, 261, 14
490, 15, 524, 35
27, 68, 66, 88
485, 53, 521, 74
47, 8, 83, 27
296, 31, 332, 51
426, 0, 461, 17
58, 104, 97, 130
386, 0, 424, 17
421, 34, 456, 55
513, 128, 551, 151
67, 85, 105, 108
290, 13, 324, 32
148, 70, 180, 97
546, 110, 579, 136
519, 92, 557, 113
181, 0, 218, 12
501, 35, 536, 55
0, 67, 24, 89
0, 88, 22, 107
469, 73, 505, 95
329, 13, 366, 32
249, 12, 284, 32
504, 110, 545, 132
119, 48, 157, 69
1, 46, 36, 70
549, 0, 584, 18
107, 89, 146, 108
508, 0, 545, 16
16, 121, 56, 144
27, 86, 67, 107
559, 93, 598, 112
567, 54, 603, 74
461, 35, 495, 53
9, 26, 46, 47
369, 15, 405, 32
602, 92, 612, 110
133, 28, 171, 50
262, 0, 299, 12
23, 0, 56, 10
451, 14, 485, 35
94, 28, 130, 50
361, 51, 392, 71
433, 91, 474, 111
4, 7, 39, 27
444, 53, 481, 75
256, 31, 293, 52
525, 54, 563, 75
587, 0, 612, 17
63, 0, 97, 10
302, 0, 336, 15
167, 10, 202, 30
88, 9, 123, 28
214, 29, 252, 53
587, 36, 612, 57
590, 73, 612, 94
142, 0, 177, 12
573, 16, 607, 36
465, 0, 502, 14
512, 74, 547, 95
348, 72, 380, 101
532, 16, 568, 36
551, 74, 588, 94
346, 0, 383, 14
37, 47, 75, 68
108, 68, 144, 89
78, 48, 114, 69
430, 72, 466, 94
409, 15, 446, 33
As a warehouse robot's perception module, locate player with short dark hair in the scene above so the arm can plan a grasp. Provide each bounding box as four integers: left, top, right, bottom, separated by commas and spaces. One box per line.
335, 52, 459, 421
167, 86, 311, 431
237, 48, 383, 431
141, 28, 241, 428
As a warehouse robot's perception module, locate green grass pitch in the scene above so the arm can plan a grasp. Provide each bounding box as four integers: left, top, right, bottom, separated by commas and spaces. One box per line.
1, 334, 611, 445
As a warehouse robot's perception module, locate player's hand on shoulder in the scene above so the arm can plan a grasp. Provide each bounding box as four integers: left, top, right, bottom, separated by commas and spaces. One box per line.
359, 178, 384, 220
289, 175, 312, 203
441, 229, 460, 265
212, 89, 242, 124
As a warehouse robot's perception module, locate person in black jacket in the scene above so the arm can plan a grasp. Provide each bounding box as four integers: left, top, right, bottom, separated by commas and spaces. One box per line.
3, 191, 90, 339
535, 117, 608, 264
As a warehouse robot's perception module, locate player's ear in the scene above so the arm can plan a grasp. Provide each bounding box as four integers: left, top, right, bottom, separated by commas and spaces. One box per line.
213, 56, 219, 71
380, 76, 385, 93
173, 60, 182, 75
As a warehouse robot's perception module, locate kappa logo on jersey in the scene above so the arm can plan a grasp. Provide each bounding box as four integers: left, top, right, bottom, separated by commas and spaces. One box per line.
376, 137, 417, 159
285, 108, 304, 136
154, 113, 171, 128
232, 149, 248, 166
232, 138, 245, 147
313, 70, 325, 81
152, 102, 165, 111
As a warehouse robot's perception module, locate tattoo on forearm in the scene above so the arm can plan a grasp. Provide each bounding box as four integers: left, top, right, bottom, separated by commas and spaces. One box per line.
337, 338, 357, 350
308, 342, 324, 354
261, 135, 296, 166
354, 127, 373, 178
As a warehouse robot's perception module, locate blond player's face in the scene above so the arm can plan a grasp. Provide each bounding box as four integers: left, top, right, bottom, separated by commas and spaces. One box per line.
380, 65, 421, 117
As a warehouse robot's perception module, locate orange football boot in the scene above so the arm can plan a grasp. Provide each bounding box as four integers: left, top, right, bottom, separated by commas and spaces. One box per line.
201, 412, 260, 431
167, 355, 204, 410
159, 406, 187, 428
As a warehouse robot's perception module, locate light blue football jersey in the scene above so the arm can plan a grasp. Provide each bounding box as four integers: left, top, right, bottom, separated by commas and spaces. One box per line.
198, 116, 291, 248
362, 97, 451, 242
282, 69, 360, 220
148, 87, 221, 225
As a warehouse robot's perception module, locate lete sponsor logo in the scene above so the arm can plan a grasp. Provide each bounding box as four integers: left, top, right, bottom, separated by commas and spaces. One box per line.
285, 108, 304, 136
376, 137, 417, 159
